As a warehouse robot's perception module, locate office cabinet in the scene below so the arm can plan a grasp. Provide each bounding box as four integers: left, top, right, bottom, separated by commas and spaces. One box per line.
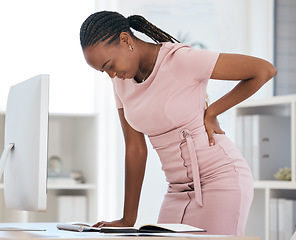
0, 112, 99, 223
235, 95, 296, 240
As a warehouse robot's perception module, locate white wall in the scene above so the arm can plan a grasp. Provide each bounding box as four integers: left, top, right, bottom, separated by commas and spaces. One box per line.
0, 0, 96, 114
94, 0, 275, 226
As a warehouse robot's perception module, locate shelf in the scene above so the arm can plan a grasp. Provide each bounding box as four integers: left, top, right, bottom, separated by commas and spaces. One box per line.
1, 112, 99, 117
47, 183, 96, 190
254, 180, 296, 189
237, 94, 296, 108
237, 93, 296, 240
0, 183, 96, 190
49, 112, 98, 118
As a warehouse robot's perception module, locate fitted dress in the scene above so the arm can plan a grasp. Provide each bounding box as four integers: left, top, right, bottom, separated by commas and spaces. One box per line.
111, 42, 254, 236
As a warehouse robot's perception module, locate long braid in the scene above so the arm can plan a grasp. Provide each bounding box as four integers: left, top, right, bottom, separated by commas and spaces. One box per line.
80, 11, 179, 49
127, 15, 179, 44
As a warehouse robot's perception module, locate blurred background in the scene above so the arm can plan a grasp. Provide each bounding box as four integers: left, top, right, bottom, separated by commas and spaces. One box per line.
0, 0, 294, 239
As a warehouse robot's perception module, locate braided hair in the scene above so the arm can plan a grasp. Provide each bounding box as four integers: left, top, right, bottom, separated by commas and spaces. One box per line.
80, 11, 179, 49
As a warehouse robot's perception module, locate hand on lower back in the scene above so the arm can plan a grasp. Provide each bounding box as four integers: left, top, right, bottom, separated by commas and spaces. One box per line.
204, 110, 225, 146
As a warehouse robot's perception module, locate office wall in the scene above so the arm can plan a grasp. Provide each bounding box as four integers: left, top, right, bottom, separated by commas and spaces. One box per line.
0, 0, 96, 114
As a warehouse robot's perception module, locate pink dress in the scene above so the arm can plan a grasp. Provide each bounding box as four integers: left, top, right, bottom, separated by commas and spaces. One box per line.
112, 42, 253, 236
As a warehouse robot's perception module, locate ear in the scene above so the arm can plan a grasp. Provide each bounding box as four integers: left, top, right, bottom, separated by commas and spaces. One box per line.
119, 32, 133, 48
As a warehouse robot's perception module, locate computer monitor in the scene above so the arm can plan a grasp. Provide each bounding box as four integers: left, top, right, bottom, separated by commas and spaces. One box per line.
0, 74, 49, 212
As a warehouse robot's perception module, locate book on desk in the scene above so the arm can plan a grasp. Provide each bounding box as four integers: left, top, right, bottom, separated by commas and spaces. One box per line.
56, 222, 206, 234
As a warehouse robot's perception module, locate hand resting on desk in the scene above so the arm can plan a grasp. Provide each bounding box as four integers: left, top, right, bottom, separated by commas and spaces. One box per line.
92, 218, 133, 228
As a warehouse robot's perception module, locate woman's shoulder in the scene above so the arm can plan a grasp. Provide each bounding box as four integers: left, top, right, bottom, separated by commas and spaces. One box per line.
160, 42, 194, 67
160, 42, 220, 82
161, 42, 215, 63
161, 42, 192, 54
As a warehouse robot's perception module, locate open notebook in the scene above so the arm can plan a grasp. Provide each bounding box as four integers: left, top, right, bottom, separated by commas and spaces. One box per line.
57, 222, 206, 233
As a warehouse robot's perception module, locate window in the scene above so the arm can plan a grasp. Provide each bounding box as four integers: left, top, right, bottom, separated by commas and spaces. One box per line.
274, 0, 296, 95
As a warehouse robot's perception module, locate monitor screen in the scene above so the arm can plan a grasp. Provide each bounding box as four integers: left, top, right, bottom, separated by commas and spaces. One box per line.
0, 74, 49, 212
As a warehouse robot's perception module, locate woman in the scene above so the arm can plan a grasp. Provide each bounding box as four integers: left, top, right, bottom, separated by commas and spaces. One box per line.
80, 11, 276, 235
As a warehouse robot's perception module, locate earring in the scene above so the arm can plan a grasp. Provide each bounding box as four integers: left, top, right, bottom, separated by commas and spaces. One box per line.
129, 45, 133, 51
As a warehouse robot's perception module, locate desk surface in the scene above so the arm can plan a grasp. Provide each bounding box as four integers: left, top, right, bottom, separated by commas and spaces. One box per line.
0, 223, 259, 240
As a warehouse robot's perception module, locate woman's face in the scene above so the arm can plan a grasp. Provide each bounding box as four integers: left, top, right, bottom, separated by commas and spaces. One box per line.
83, 34, 139, 80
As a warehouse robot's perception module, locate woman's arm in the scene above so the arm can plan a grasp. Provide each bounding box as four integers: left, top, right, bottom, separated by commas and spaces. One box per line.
93, 108, 148, 227
205, 53, 277, 146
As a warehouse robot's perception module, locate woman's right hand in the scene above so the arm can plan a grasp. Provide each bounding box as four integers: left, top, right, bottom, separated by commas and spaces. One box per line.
92, 218, 134, 228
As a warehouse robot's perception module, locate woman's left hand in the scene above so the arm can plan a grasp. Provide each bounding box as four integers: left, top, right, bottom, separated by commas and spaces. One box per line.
204, 108, 225, 146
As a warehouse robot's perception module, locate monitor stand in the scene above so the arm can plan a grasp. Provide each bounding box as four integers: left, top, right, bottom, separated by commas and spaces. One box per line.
0, 144, 46, 232
0, 143, 14, 180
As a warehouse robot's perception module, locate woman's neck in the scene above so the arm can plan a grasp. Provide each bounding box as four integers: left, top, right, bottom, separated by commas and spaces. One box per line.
134, 40, 161, 83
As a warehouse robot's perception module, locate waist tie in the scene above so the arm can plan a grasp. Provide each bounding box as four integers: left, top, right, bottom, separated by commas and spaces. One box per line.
149, 123, 205, 207
181, 128, 203, 207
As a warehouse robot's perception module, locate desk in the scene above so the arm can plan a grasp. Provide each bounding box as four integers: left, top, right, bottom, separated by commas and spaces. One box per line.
0, 223, 259, 240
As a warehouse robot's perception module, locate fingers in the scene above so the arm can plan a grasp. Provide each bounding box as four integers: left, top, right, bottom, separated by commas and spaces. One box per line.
216, 127, 225, 135
98, 222, 106, 228
206, 127, 225, 146
207, 129, 215, 146
204, 113, 225, 146
212, 119, 225, 135
92, 221, 107, 228
92, 222, 100, 227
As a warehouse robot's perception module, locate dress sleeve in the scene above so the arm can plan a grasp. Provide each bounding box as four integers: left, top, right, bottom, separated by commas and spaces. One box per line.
168, 46, 220, 83
113, 84, 123, 109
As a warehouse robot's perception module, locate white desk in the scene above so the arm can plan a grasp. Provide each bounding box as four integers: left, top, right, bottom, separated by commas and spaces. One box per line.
0, 223, 259, 240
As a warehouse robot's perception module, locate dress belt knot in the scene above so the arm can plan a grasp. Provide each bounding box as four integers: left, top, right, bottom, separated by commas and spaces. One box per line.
181, 129, 203, 207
